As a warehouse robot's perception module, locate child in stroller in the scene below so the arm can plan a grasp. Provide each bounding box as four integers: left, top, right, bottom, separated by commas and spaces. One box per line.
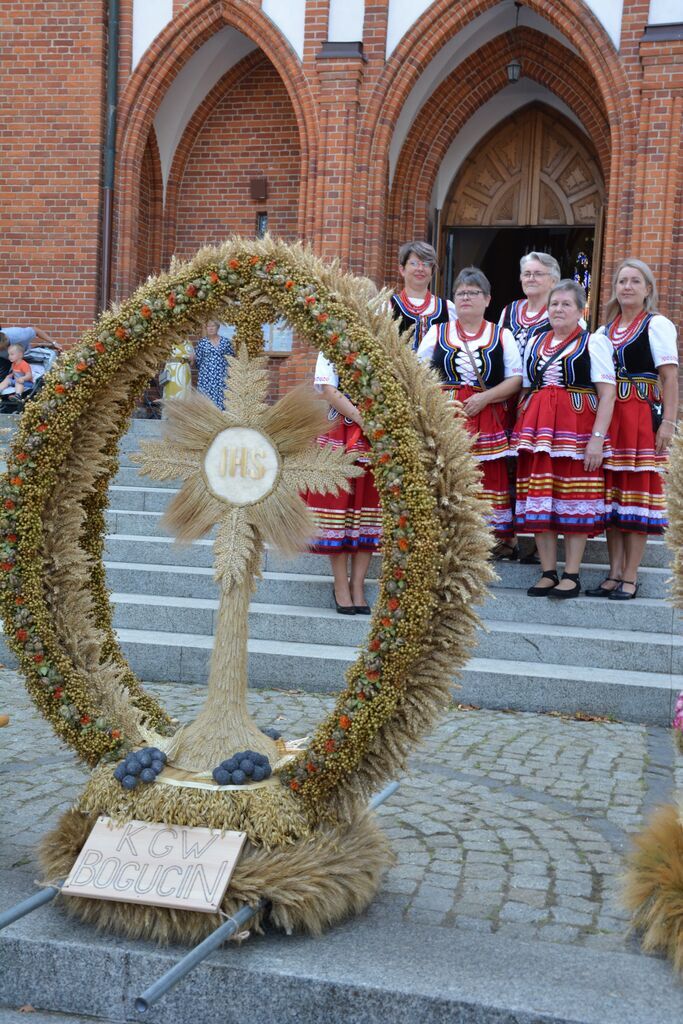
0, 341, 58, 413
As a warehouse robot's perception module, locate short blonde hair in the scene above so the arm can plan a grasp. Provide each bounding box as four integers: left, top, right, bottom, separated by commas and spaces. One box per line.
605, 258, 659, 323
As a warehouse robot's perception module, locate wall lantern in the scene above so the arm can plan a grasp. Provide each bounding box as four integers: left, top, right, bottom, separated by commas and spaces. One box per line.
506, 2, 523, 83
506, 58, 522, 83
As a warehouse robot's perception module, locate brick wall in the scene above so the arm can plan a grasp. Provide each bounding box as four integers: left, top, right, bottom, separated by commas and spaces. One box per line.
0, 1, 106, 346
174, 61, 301, 257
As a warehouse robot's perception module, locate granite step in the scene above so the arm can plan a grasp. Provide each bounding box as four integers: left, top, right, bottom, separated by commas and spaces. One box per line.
109, 589, 677, 640
3, 886, 683, 1024
102, 503, 673, 569
104, 551, 672, 601
1, 624, 673, 725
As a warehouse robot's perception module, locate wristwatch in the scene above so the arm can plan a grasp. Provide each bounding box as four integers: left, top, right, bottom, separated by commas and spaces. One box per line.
592, 431, 604, 438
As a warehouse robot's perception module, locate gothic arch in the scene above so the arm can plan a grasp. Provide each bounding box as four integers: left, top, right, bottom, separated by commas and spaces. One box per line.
114, 0, 318, 297
162, 50, 268, 263
359, 0, 637, 303
385, 27, 610, 278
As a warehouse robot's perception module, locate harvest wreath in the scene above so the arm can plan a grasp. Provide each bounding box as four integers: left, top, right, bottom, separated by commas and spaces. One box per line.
623, 433, 683, 973
1, 238, 493, 940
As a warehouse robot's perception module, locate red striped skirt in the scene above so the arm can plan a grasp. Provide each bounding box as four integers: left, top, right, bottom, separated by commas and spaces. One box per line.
603, 388, 668, 534
305, 415, 382, 554
446, 384, 513, 539
512, 386, 607, 535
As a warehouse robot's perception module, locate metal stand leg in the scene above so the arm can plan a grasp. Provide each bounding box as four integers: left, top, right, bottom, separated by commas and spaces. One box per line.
134, 898, 268, 1013
0, 884, 62, 931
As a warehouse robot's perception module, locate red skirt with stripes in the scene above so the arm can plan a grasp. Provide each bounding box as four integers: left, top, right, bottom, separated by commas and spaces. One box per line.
511, 386, 607, 535
446, 384, 514, 540
305, 415, 382, 554
603, 388, 667, 534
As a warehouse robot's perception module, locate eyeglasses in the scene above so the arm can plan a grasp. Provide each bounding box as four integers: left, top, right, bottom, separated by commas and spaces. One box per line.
405, 259, 433, 269
521, 271, 549, 280
454, 290, 484, 300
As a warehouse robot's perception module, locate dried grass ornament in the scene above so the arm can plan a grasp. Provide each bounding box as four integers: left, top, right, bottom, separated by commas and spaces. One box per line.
623, 432, 683, 973
0, 237, 493, 942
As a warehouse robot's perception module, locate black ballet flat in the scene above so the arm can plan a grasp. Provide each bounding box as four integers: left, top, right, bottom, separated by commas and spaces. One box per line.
608, 580, 639, 601
585, 577, 622, 598
547, 572, 581, 599
527, 570, 559, 597
333, 586, 356, 615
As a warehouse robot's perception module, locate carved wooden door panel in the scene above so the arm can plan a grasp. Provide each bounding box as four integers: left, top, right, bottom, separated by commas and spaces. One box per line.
444, 105, 604, 227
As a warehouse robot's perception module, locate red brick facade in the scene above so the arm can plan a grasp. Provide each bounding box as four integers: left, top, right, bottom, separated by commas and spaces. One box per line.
1, 0, 681, 388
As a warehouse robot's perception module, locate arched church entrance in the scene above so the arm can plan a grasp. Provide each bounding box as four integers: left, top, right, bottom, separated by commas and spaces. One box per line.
441, 104, 605, 322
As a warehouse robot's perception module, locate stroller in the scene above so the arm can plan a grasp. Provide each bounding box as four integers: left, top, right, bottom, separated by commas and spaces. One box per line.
0, 346, 59, 414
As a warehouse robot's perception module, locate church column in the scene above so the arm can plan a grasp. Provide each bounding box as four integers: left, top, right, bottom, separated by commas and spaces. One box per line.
313, 45, 366, 264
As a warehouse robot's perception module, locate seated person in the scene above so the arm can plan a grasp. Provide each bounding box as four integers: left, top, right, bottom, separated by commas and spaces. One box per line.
0, 343, 34, 398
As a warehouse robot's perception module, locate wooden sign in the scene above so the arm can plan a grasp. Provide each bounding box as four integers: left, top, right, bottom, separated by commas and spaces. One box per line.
62, 817, 246, 913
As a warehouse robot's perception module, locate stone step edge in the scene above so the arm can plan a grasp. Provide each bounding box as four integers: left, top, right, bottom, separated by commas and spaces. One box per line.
111, 628, 683, 687
0, 901, 679, 1024
104, 558, 672, 582
109, 593, 680, 648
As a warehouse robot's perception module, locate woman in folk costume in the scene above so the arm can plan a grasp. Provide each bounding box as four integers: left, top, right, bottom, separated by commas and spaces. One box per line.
417, 267, 522, 544
390, 241, 455, 352
512, 280, 616, 599
585, 259, 678, 600
499, 252, 562, 360
305, 353, 382, 615
499, 252, 570, 565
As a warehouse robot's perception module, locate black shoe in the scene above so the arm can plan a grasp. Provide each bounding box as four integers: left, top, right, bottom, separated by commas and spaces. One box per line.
520, 543, 540, 565
493, 541, 519, 561
547, 572, 581, 599
333, 586, 355, 615
608, 580, 639, 601
354, 604, 371, 615
527, 570, 559, 597
585, 577, 622, 598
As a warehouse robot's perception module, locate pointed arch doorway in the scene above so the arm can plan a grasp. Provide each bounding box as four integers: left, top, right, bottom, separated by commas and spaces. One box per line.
440, 104, 605, 323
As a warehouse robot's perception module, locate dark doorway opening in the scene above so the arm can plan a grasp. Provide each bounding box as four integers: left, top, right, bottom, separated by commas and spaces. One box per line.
442, 226, 596, 325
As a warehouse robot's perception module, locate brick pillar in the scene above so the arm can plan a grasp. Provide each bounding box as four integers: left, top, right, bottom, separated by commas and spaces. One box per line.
313, 50, 366, 265
630, 33, 683, 328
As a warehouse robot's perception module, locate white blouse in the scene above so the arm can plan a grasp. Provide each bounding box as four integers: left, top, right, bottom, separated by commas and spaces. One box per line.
417, 322, 523, 384
596, 313, 679, 368
522, 332, 616, 389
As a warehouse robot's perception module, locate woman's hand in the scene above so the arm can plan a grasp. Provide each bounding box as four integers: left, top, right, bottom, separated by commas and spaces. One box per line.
655, 419, 676, 454
462, 391, 490, 418
584, 436, 605, 471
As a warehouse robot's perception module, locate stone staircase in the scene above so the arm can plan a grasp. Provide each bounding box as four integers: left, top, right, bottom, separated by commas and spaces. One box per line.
3, 418, 682, 725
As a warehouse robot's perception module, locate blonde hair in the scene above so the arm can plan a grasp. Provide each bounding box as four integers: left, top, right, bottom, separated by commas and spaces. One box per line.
605, 258, 659, 324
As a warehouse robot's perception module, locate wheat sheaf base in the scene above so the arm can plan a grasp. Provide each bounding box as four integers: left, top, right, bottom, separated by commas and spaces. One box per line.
40, 802, 392, 945
622, 803, 683, 975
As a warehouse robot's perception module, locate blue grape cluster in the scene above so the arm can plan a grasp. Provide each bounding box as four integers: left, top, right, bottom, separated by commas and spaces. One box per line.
212, 750, 272, 786
260, 727, 281, 740
113, 747, 167, 791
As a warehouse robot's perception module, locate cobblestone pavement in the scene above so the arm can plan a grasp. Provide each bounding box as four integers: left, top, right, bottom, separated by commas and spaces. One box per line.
1, 670, 681, 957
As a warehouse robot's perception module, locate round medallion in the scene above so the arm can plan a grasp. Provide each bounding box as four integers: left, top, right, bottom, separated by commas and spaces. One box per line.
204, 427, 279, 505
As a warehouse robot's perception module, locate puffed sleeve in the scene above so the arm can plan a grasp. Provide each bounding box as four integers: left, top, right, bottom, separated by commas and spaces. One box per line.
446, 299, 457, 322
648, 315, 679, 367
313, 351, 339, 391
416, 325, 438, 364
501, 328, 523, 378
588, 333, 616, 385
498, 305, 508, 327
